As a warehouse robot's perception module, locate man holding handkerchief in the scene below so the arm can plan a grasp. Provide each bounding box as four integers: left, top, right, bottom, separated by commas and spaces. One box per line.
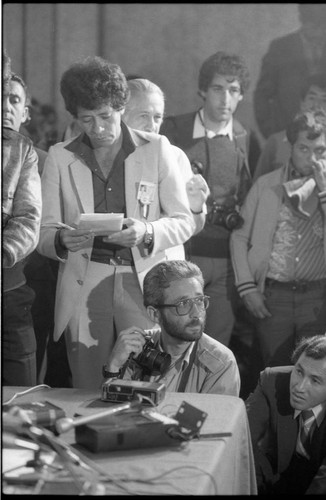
37, 56, 196, 389
231, 110, 326, 367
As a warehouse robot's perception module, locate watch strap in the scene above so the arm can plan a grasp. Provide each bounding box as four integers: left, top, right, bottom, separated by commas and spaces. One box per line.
143, 222, 154, 247
102, 365, 122, 379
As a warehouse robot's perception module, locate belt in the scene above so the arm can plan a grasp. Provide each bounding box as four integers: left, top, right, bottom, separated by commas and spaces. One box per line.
90, 255, 134, 267
265, 278, 326, 292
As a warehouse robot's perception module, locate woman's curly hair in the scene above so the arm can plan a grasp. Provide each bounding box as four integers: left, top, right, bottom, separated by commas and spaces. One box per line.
60, 56, 130, 117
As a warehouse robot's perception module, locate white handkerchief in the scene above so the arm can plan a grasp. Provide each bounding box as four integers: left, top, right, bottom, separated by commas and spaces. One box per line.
283, 177, 317, 216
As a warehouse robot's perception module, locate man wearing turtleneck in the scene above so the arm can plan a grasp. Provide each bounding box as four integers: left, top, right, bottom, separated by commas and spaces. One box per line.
231, 110, 326, 367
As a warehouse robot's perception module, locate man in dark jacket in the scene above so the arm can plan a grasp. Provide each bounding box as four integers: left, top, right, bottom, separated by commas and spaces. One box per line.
160, 51, 256, 346
2, 51, 42, 385
254, 4, 326, 139
246, 334, 326, 494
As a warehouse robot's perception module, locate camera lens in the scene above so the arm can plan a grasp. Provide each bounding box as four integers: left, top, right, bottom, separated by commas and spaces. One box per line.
135, 342, 171, 375
152, 351, 171, 374
225, 212, 244, 230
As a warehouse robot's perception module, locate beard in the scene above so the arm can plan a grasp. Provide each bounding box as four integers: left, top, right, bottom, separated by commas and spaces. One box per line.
160, 313, 205, 342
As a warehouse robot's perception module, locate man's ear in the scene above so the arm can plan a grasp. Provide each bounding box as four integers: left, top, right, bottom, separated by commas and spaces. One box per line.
21, 106, 29, 124
238, 94, 243, 102
197, 90, 206, 101
147, 305, 161, 324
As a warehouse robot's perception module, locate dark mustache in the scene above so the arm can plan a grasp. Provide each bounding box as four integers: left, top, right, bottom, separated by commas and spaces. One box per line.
187, 318, 204, 327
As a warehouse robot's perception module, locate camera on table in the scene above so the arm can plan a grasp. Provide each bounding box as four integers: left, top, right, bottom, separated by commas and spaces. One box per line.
134, 337, 171, 375
207, 201, 244, 230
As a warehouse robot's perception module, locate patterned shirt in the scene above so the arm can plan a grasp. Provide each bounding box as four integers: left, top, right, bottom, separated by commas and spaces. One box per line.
267, 168, 326, 282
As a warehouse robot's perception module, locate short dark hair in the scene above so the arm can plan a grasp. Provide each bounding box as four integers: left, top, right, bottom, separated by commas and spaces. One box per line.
291, 335, 326, 364
60, 56, 130, 117
286, 110, 326, 145
198, 51, 250, 94
10, 73, 31, 106
301, 74, 326, 101
143, 260, 204, 308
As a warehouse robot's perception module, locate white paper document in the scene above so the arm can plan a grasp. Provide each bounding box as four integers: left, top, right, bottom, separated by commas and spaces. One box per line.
78, 213, 124, 235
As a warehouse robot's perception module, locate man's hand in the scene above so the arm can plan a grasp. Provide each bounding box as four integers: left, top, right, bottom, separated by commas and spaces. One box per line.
103, 218, 147, 247
312, 159, 326, 193
59, 227, 94, 252
106, 327, 147, 372
186, 174, 210, 212
243, 290, 272, 319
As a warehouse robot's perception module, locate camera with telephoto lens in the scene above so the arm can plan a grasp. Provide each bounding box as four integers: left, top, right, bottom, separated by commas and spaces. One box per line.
134, 337, 171, 375
207, 201, 244, 230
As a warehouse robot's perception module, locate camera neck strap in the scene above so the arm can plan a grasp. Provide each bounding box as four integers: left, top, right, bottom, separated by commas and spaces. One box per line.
177, 340, 198, 393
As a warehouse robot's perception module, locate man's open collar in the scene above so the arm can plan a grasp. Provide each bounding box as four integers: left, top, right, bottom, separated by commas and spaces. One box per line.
64, 120, 149, 156
294, 402, 326, 427
193, 108, 233, 140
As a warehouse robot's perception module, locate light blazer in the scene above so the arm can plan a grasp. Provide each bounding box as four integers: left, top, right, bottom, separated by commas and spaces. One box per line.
246, 366, 326, 494
37, 128, 195, 341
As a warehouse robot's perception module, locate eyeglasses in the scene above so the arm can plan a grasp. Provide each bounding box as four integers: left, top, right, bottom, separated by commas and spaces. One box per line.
154, 295, 210, 316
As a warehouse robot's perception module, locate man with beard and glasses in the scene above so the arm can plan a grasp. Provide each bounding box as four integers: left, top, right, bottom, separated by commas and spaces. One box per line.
102, 260, 240, 395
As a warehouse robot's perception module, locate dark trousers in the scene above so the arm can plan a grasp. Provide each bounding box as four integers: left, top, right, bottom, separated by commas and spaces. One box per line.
2, 284, 37, 386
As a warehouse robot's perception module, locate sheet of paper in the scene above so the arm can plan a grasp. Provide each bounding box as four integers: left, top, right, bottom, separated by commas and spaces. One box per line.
77, 213, 124, 236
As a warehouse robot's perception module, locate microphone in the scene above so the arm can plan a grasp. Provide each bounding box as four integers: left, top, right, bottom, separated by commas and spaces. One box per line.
3, 432, 40, 451
3, 412, 32, 433
55, 396, 142, 434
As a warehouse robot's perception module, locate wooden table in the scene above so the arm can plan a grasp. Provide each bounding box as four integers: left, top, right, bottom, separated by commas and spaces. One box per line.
2, 386, 257, 495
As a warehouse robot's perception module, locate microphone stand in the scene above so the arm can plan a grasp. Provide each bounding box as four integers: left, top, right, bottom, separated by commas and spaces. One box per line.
25, 424, 104, 495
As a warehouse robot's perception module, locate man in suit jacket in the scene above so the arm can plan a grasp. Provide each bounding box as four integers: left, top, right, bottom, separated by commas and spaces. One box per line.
160, 51, 256, 347
37, 56, 196, 389
246, 334, 326, 494
123, 77, 209, 233
254, 4, 326, 139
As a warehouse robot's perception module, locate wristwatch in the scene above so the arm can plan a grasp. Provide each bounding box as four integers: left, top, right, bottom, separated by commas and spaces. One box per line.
102, 365, 122, 379
143, 222, 154, 248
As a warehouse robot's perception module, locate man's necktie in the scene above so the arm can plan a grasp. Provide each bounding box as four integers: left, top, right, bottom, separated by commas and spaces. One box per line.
296, 409, 316, 459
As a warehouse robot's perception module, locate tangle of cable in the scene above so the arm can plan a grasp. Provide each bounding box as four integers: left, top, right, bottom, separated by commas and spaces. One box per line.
3, 384, 51, 406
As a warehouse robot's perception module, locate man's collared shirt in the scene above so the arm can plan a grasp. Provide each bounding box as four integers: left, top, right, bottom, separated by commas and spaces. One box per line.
150, 340, 194, 392
294, 403, 326, 429
294, 403, 326, 457
123, 331, 240, 396
193, 108, 233, 140
267, 164, 326, 282
60, 122, 136, 262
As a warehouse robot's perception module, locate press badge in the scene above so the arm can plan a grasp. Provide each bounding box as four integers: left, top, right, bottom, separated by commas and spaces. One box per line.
137, 181, 155, 219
